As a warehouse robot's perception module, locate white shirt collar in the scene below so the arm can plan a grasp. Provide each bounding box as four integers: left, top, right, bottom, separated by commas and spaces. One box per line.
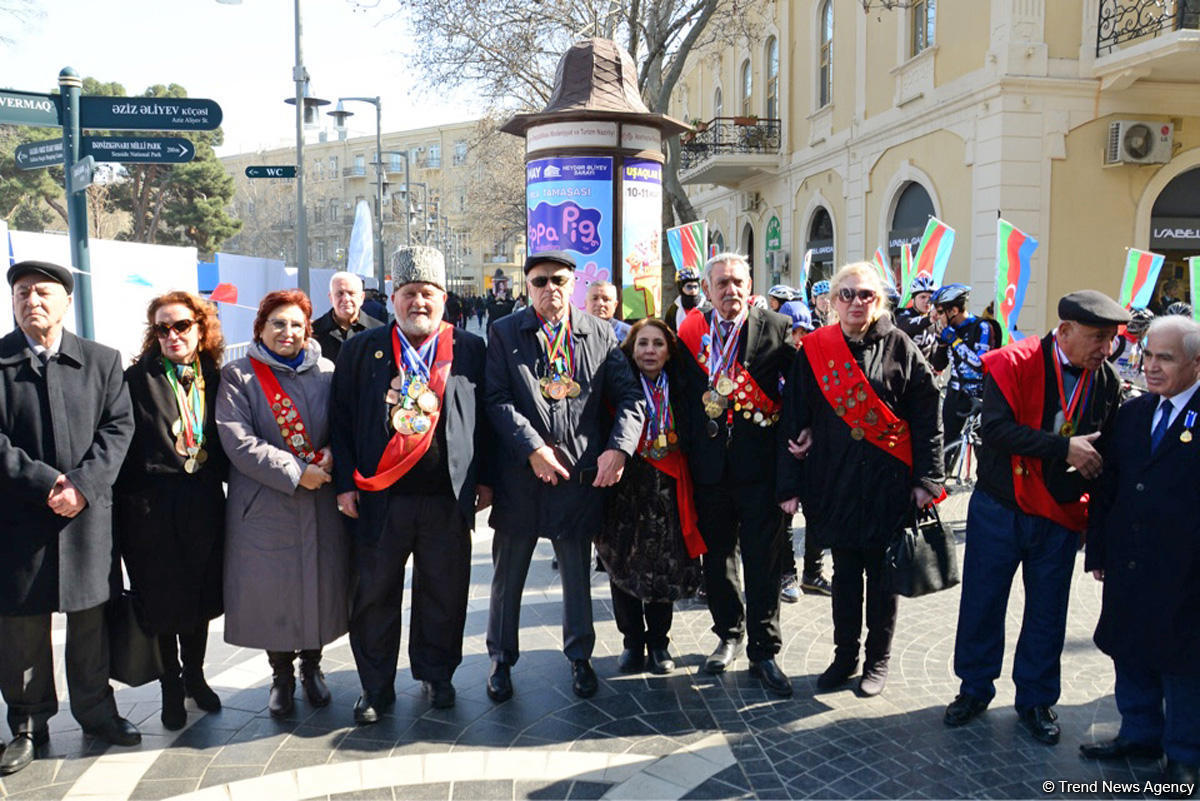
23, 331, 61, 357
1158, 378, 1200, 413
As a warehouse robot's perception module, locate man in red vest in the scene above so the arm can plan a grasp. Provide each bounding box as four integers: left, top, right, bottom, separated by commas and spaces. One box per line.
944, 290, 1129, 745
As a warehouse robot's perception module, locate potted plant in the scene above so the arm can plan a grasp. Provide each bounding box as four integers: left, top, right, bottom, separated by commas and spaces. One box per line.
732, 114, 759, 126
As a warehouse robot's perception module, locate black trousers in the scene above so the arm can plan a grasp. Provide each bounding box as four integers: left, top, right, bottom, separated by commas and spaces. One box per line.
0, 603, 118, 736
694, 481, 784, 661
157, 622, 210, 679
609, 581, 672, 651
349, 494, 471, 695
830, 544, 897, 666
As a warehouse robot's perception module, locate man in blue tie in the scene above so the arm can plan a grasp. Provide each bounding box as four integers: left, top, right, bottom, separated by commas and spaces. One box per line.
1083, 315, 1200, 798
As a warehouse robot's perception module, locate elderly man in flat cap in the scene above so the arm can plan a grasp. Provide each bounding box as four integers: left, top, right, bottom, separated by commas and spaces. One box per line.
0, 261, 139, 775
484, 250, 644, 702
330, 246, 492, 722
944, 289, 1130, 746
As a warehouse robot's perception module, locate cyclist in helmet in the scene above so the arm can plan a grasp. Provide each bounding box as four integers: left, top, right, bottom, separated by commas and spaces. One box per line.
666, 266, 711, 333
810, 280, 831, 326
1164, 300, 1194, 318
931, 283, 1001, 442
767, 284, 795, 312
897, 274, 939, 359
1110, 306, 1154, 372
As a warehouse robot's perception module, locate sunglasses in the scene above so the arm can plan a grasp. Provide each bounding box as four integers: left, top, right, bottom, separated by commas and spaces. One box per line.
153, 319, 196, 338
529, 274, 571, 289
837, 288, 877, 303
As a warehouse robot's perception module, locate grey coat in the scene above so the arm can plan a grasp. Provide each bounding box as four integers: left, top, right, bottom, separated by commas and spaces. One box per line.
0, 329, 134, 614
216, 341, 349, 651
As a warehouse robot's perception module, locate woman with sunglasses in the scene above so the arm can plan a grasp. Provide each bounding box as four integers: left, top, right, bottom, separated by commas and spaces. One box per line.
594, 319, 704, 675
216, 290, 349, 717
778, 262, 943, 697
115, 292, 229, 730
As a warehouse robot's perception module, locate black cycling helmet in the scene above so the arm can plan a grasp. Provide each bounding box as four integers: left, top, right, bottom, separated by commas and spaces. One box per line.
932, 283, 971, 309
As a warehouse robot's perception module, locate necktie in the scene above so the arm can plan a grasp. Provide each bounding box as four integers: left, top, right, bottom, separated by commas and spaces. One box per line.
1151, 400, 1173, 453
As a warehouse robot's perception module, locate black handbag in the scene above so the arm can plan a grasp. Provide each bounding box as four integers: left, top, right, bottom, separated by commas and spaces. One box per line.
107, 590, 163, 687
886, 503, 960, 598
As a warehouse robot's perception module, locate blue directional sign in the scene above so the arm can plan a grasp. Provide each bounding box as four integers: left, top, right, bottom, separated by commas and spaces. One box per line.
0, 89, 60, 128
84, 135, 194, 163
69, 156, 96, 195
79, 96, 222, 131
245, 165, 297, 179
14, 139, 65, 170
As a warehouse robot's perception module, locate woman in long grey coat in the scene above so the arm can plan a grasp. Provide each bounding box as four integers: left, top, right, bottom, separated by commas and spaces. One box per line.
216, 289, 349, 718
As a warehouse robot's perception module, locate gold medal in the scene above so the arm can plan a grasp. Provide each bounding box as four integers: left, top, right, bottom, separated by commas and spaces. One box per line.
1014, 463, 1026, 476
656, 434, 667, 449
850, 427, 865, 440
282, 398, 292, 408
391, 405, 407, 433
547, 380, 569, 401
407, 380, 425, 400
183, 458, 198, 474
393, 408, 415, 435
568, 380, 581, 398
716, 376, 735, 396
417, 390, 439, 414
195, 448, 208, 464
835, 405, 847, 417
1059, 421, 1076, 437
704, 401, 723, 419
1182, 430, 1193, 443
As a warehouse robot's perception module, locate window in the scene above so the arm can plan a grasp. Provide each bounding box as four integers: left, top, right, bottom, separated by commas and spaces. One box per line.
390, 152, 406, 172
740, 60, 753, 116
427, 143, 441, 168
765, 36, 779, 120
329, 198, 338, 220
714, 86, 723, 119
454, 140, 468, 165
312, 202, 322, 223
911, 0, 935, 56
410, 147, 421, 168
328, 156, 338, 174
354, 154, 365, 173
314, 161, 323, 181
819, 0, 833, 108
316, 239, 327, 263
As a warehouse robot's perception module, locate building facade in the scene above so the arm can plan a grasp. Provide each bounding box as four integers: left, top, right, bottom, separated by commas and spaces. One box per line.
672, 0, 1200, 330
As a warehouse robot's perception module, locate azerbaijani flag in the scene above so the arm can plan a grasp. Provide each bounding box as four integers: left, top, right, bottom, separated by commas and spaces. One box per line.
898, 243, 916, 306
666, 221, 707, 277
873, 247, 897, 291
913, 216, 956, 288
798, 249, 813, 299
993, 219, 1038, 345
1189, 256, 1200, 322
1118, 248, 1165, 309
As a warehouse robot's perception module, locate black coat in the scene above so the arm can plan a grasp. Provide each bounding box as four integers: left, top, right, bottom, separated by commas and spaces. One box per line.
312, 308, 382, 364
678, 306, 794, 488
1086, 389, 1200, 675
485, 307, 644, 540
114, 352, 229, 634
0, 329, 134, 614
331, 324, 492, 540
778, 317, 944, 550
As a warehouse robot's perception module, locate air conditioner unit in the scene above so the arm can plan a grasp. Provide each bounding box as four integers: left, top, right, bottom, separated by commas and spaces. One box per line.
1105, 120, 1173, 165
740, 191, 760, 212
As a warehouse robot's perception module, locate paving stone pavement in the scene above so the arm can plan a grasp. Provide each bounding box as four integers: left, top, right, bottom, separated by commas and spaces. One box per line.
0, 490, 1161, 800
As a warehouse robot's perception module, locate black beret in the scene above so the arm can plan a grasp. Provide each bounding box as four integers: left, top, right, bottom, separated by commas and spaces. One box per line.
7, 260, 74, 294
523, 250, 576, 274
1058, 289, 1130, 326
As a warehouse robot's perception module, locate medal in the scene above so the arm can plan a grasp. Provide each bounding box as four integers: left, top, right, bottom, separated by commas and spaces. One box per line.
171, 419, 182, 436
195, 448, 208, 464
1182, 430, 1193, 443
391, 405, 406, 432
704, 401, 723, 418
716, 376, 735, 396
864, 410, 878, 425
385, 389, 400, 406
567, 380, 581, 399
706, 419, 720, 438
846, 397, 857, 409
667, 432, 678, 444
411, 414, 432, 435
290, 433, 305, 448
835, 405, 847, 417
390, 375, 404, 392
1059, 422, 1075, 437
417, 390, 439, 414
174, 432, 188, 456
1051, 343, 1093, 439
850, 427, 865, 440
656, 434, 667, 449
1182, 411, 1196, 443
547, 380, 569, 401
407, 380, 425, 400
183, 458, 198, 474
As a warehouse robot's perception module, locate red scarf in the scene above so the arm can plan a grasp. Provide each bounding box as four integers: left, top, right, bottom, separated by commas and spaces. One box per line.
641, 438, 706, 559
251, 357, 317, 463
678, 309, 781, 425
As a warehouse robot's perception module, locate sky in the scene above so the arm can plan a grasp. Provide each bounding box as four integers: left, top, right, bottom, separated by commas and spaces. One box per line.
2, 0, 479, 156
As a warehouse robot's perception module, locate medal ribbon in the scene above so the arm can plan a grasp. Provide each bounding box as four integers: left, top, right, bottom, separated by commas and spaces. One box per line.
1051, 340, 1094, 433
706, 311, 746, 386
164, 357, 205, 450
639, 372, 674, 447
395, 325, 438, 384
535, 313, 575, 379
250, 357, 318, 463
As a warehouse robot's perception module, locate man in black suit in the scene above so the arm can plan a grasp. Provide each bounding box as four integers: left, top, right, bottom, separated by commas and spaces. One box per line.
312, 271, 382, 362
677, 252, 795, 696
484, 251, 644, 702
0, 261, 140, 776
1082, 315, 1200, 796
330, 246, 491, 722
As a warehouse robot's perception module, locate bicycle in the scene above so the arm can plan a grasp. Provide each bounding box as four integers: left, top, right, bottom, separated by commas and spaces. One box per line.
943, 397, 982, 493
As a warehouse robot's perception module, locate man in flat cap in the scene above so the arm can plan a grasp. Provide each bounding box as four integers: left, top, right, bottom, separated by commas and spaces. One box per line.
484, 250, 644, 702
945, 289, 1129, 746
330, 246, 492, 721
0, 261, 139, 775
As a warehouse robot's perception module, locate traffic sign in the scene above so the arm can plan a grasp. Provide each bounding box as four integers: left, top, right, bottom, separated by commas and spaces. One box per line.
79, 96, 222, 131
14, 139, 65, 170
0, 89, 60, 128
245, 165, 297, 179
70, 156, 95, 195
84, 135, 193, 163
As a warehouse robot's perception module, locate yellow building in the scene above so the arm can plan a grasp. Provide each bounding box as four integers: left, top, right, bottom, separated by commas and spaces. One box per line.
219, 120, 526, 296
672, 0, 1200, 330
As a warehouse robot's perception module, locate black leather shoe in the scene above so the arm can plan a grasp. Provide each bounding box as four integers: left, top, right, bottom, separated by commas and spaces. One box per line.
0, 732, 47, 776
816, 658, 857, 691
647, 647, 675, 675
572, 659, 598, 698
749, 659, 793, 697
183, 671, 222, 713
1017, 704, 1060, 745
299, 654, 331, 708
83, 716, 141, 747
423, 679, 456, 709
1164, 759, 1198, 799
487, 662, 513, 703
353, 694, 381, 725
161, 672, 187, 731
618, 647, 645, 674
1079, 737, 1163, 761
858, 660, 889, 697
944, 693, 989, 727
704, 638, 744, 675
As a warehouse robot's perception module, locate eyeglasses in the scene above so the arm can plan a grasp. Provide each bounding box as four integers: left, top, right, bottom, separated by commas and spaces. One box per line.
837, 288, 877, 303
529, 274, 571, 289
153, 319, 196, 338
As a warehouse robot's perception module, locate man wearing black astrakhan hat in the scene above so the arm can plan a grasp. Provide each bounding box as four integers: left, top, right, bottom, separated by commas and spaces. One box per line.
945, 289, 1130, 746
484, 250, 644, 702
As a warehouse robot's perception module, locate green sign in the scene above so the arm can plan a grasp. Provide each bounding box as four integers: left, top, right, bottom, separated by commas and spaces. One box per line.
246, 165, 297, 179
14, 139, 64, 169
0, 89, 60, 128
765, 215, 782, 251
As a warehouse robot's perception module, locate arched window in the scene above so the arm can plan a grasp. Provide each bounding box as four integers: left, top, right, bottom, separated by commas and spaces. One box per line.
714, 86, 723, 119
765, 36, 779, 120
741, 60, 753, 117
819, 0, 833, 108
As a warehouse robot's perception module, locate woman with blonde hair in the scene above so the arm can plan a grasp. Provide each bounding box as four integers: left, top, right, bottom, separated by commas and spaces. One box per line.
778, 262, 943, 697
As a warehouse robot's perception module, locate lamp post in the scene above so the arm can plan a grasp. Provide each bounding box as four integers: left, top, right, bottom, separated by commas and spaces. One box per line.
377, 149, 411, 247
329, 96, 386, 286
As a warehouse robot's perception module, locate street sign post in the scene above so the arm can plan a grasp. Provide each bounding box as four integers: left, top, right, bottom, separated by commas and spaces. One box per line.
69, 156, 95, 195
84, 135, 193, 163
14, 139, 65, 170
0, 89, 61, 128
79, 96, 222, 131
245, 165, 297, 178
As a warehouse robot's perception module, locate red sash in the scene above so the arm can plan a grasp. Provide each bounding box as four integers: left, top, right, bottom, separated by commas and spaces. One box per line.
678, 310, 781, 426
641, 439, 706, 559
354, 323, 454, 492
981, 337, 1088, 532
251, 357, 318, 463
803, 326, 914, 467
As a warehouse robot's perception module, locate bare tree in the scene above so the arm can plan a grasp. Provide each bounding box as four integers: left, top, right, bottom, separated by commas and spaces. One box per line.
0, 0, 42, 47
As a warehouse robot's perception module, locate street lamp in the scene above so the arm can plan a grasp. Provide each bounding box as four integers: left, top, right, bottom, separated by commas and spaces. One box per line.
330, 96, 386, 286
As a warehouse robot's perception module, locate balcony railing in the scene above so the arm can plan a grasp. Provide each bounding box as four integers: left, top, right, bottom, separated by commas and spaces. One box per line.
342, 165, 367, 178
1097, 0, 1200, 55
679, 117, 782, 173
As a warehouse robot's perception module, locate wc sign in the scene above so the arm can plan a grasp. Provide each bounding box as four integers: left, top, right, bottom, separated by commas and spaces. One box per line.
245, 165, 297, 179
